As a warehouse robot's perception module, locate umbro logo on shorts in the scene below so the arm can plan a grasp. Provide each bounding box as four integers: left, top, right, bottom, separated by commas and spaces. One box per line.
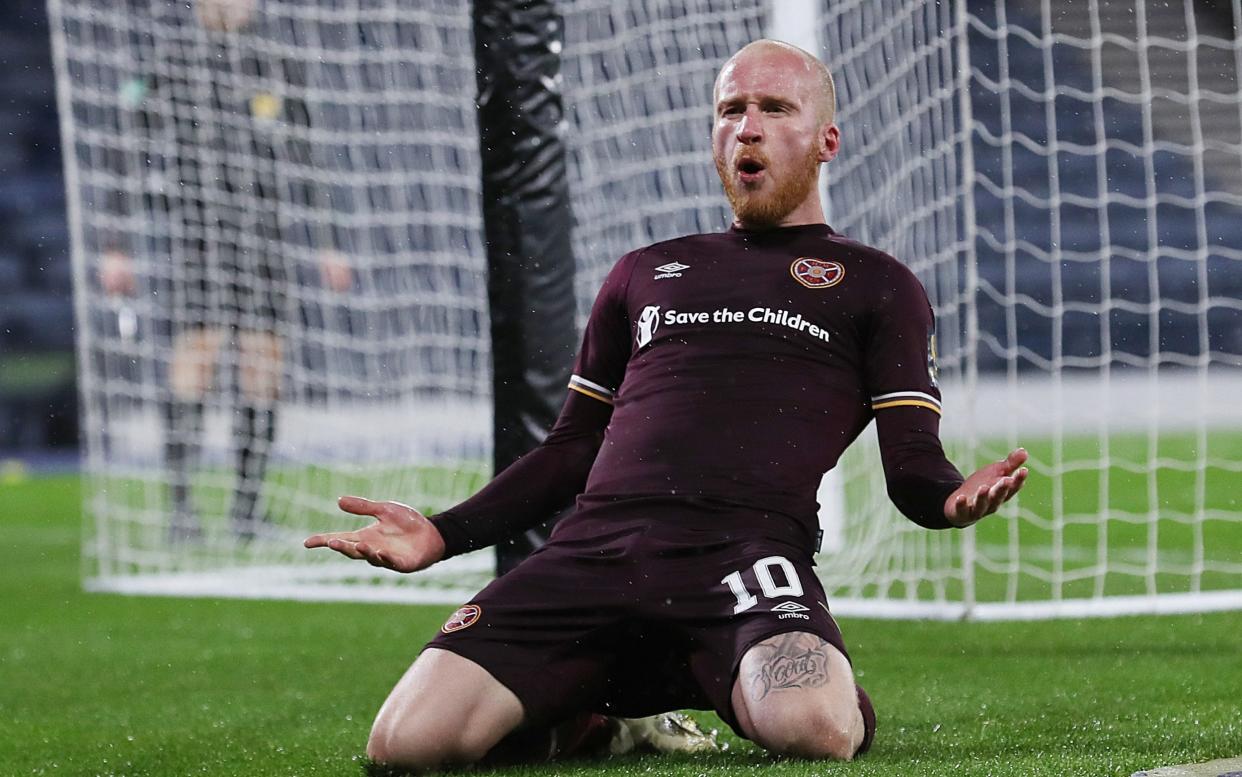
771, 601, 811, 620
442, 604, 482, 633
654, 261, 690, 279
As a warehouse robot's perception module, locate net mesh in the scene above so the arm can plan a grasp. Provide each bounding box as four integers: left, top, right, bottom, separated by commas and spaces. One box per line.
53, 0, 1242, 616
950, 0, 1242, 615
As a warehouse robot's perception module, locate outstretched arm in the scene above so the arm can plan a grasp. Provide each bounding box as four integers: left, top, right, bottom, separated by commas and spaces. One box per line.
305, 251, 636, 571
864, 259, 1028, 530
875, 405, 964, 529
876, 406, 1028, 529
427, 390, 612, 556
303, 388, 612, 570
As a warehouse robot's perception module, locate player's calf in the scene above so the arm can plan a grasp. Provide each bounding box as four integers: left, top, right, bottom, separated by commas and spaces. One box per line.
732, 631, 868, 761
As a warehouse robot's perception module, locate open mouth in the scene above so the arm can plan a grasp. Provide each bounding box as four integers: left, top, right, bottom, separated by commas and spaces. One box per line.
737, 158, 765, 174
736, 157, 766, 183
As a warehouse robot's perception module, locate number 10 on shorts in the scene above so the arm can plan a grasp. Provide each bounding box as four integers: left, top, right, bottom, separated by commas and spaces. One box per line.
721, 556, 805, 614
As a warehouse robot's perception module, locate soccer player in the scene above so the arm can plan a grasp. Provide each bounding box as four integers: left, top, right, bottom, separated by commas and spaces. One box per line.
306, 39, 1028, 768
100, 0, 350, 540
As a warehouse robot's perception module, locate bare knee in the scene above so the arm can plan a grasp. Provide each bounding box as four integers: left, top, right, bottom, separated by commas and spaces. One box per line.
364, 648, 524, 771
366, 712, 495, 770
750, 705, 862, 761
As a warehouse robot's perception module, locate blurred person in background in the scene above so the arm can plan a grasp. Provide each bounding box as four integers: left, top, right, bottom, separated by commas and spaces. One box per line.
100, 0, 350, 541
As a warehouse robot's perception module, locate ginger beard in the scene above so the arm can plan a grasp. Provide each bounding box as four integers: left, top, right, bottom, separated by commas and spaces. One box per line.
715, 139, 823, 229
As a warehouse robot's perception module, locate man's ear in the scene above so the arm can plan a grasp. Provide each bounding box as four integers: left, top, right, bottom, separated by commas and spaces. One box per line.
819, 123, 841, 164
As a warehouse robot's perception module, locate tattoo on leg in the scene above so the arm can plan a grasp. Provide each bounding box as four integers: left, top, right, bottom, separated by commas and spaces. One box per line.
748, 632, 832, 701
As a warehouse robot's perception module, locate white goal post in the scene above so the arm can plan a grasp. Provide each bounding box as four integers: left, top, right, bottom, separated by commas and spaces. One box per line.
52, 0, 1242, 619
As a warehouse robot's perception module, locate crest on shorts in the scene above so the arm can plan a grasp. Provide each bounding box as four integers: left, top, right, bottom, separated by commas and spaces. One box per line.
790, 258, 845, 289
442, 604, 482, 633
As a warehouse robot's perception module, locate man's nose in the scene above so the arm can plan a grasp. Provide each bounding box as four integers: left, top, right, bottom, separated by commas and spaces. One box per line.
737, 108, 763, 143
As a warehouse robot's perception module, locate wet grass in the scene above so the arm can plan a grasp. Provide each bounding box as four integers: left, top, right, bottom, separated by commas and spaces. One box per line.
2, 474, 1240, 776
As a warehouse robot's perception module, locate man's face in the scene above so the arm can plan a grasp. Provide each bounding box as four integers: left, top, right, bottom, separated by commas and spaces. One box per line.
712, 46, 839, 229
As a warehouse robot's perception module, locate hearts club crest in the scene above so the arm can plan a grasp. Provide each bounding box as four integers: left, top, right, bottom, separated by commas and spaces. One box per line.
790, 257, 845, 289
442, 604, 482, 633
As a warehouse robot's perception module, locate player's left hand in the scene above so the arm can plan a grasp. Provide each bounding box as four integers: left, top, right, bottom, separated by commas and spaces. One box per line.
943, 448, 1029, 528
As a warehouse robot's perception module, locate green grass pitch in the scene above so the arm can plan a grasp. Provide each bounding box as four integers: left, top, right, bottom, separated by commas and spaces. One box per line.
3, 472, 1240, 777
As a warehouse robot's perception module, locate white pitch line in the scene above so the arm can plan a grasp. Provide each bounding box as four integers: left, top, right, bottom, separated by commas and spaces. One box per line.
1131, 756, 1242, 777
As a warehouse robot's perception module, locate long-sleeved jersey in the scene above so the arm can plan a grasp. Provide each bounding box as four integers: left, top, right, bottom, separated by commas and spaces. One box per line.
434, 223, 964, 555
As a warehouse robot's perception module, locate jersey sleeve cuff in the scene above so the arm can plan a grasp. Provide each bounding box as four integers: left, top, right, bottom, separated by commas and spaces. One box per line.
870, 391, 941, 415
428, 511, 472, 559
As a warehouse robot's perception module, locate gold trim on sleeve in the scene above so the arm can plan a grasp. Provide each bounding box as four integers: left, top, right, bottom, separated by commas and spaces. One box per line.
871, 399, 942, 414
568, 383, 615, 405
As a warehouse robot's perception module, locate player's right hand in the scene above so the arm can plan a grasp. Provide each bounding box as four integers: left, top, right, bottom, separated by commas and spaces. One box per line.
303, 496, 446, 573
100, 250, 136, 296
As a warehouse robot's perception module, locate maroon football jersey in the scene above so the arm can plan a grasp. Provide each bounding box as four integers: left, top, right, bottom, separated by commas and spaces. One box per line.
432, 223, 960, 558
564, 223, 943, 539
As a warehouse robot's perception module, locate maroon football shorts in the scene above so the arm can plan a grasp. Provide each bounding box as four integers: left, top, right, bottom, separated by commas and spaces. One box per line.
425, 515, 850, 733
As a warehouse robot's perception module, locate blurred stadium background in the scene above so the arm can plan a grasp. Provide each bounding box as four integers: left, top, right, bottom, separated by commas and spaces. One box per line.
0, 0, 77, 459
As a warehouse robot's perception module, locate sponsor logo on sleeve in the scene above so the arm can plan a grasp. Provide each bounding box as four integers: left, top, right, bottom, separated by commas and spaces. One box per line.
636, 305, 661, 348
442, 604, 482, 633
653, 261, 690, 280
790, 257, 845, 289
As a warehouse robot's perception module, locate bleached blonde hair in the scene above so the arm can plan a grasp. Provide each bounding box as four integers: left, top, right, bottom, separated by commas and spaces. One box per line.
714, 39, 837, 126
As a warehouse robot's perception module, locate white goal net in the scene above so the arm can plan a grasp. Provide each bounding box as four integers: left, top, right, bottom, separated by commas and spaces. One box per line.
53, 0, 1242, 618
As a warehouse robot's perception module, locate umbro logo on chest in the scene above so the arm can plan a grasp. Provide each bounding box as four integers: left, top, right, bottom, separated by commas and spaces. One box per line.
653, 261, 690, 280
